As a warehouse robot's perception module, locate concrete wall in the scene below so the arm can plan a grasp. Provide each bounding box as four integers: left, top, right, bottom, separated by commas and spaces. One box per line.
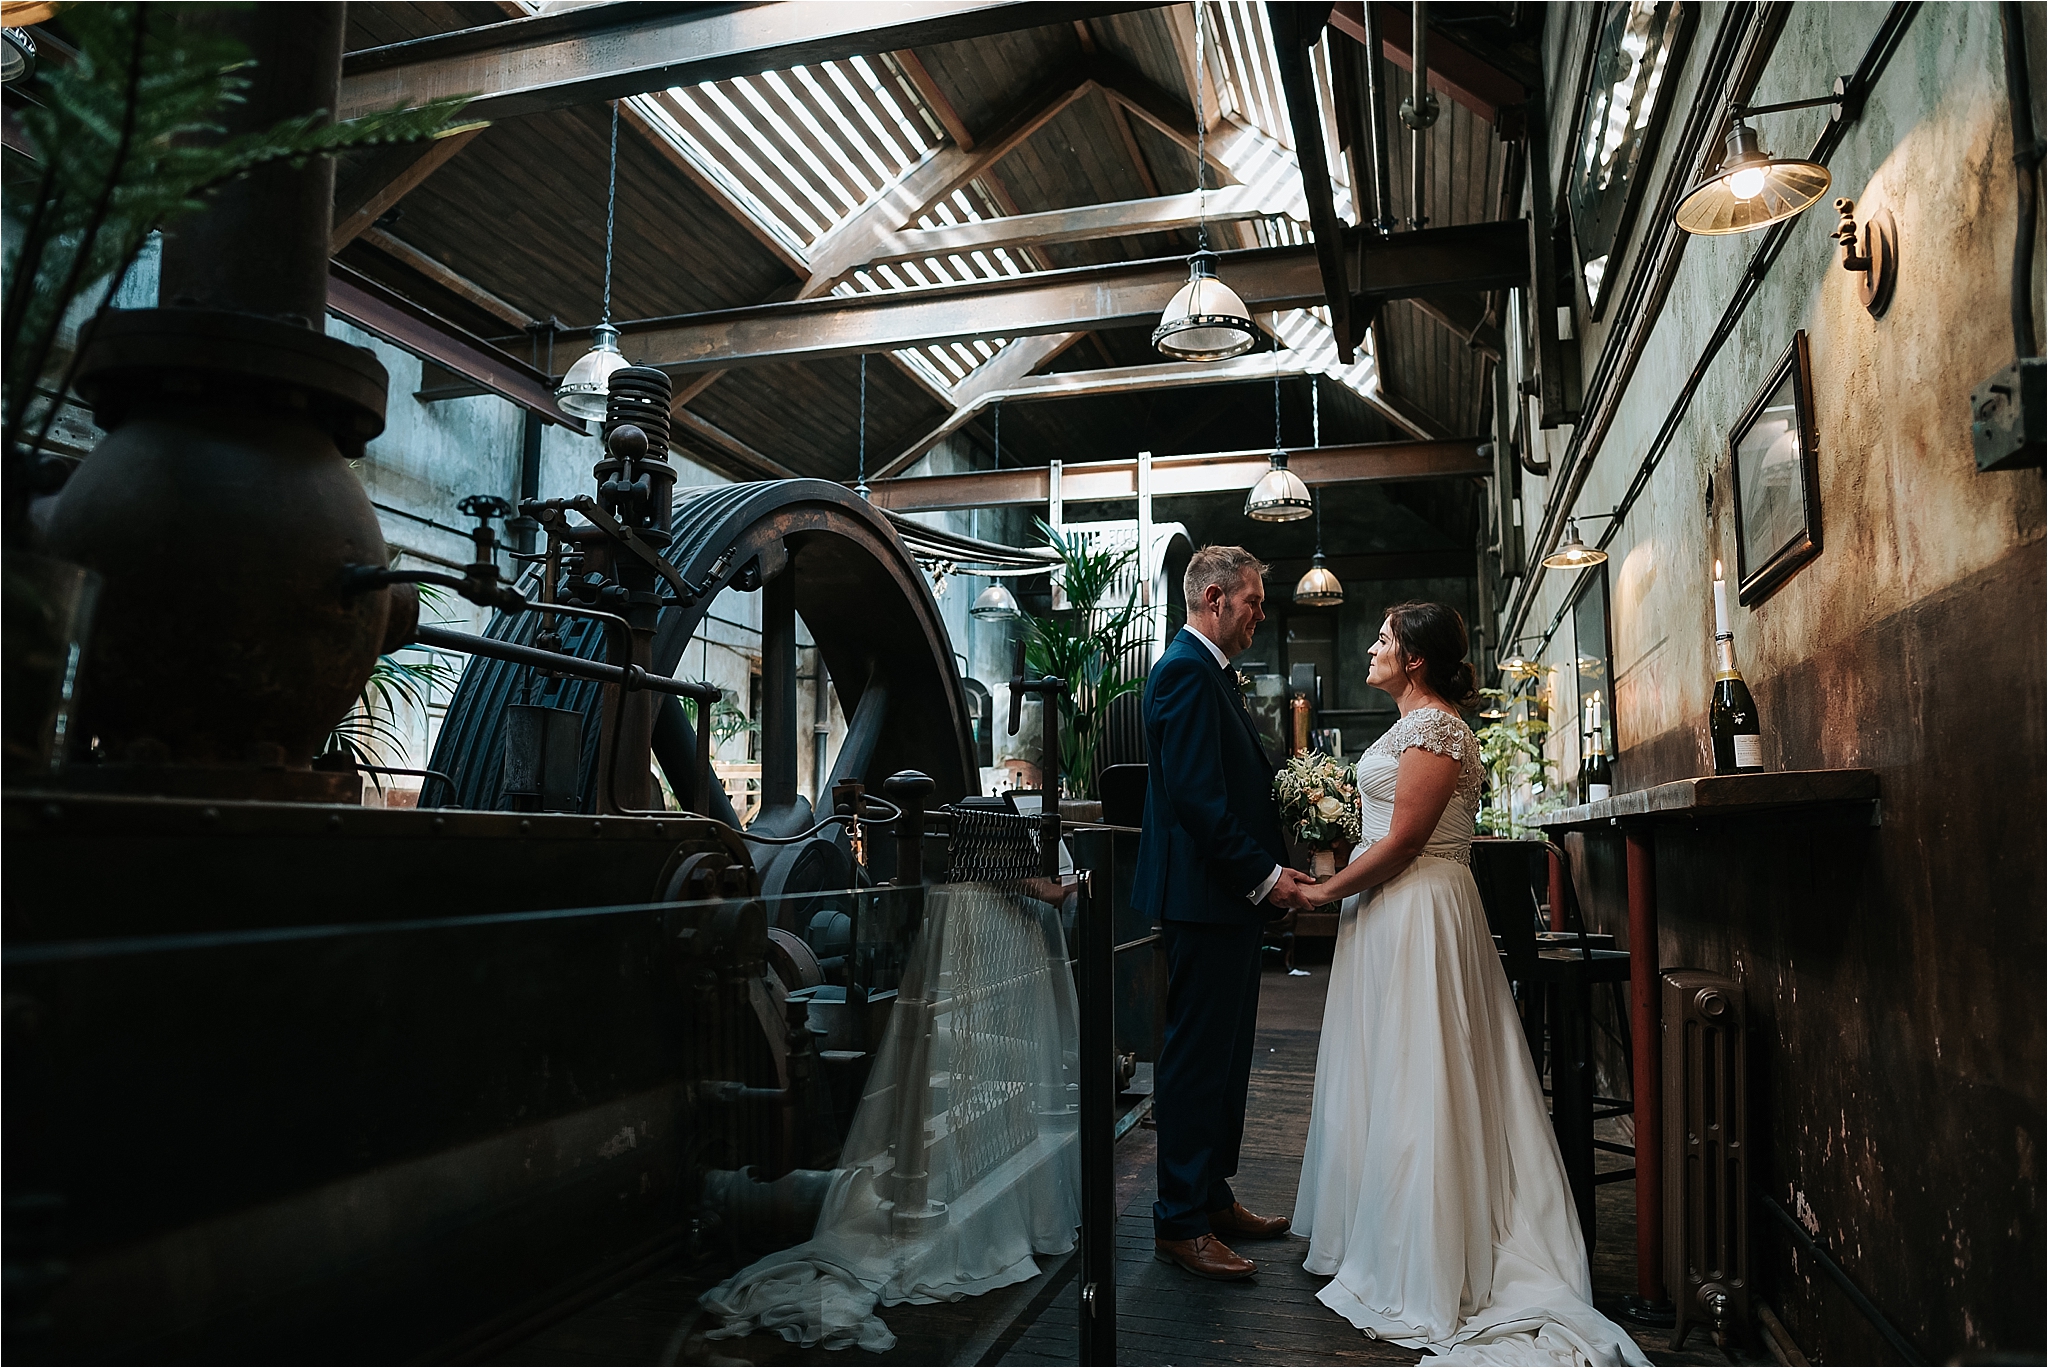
1513, 4, 2044, 1360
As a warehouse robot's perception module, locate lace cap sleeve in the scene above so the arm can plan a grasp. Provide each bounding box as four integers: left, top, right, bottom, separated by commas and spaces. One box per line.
1394, 708, 1470, 762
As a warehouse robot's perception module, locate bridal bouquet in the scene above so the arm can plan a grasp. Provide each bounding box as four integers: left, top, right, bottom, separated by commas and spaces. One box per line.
1274, 753, 1362, 850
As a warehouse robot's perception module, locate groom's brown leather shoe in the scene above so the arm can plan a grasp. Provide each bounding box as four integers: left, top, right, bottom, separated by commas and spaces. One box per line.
1153, 1233, 1256, 1281
1207, 1201, 1291, 1240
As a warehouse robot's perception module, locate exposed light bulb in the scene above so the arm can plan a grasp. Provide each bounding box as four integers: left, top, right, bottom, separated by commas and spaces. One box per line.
1727, 165, 1768, 201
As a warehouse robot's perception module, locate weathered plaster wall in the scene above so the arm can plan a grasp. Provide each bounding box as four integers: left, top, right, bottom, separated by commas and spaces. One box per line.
1520, 3, 2045, 1360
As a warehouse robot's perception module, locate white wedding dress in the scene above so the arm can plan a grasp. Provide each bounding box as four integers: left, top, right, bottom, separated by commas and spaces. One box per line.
1292, 708, 1649, 1366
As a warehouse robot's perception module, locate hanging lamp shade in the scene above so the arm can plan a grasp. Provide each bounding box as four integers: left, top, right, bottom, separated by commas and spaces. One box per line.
2, 27, 36, 84
970, 581, 1022, 620
1153, 251, 1259, 361
1294, 554, 1344, 606
556, 322, 631, 420
1674, 122, 1831, 235
1477, 698, 1507, 719
1245, 450, 1312, 521
1498, 647, 1539, 680
1541, 517, 1610, 570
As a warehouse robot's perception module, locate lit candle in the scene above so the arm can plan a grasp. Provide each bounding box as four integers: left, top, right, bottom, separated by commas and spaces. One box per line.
1713, 558, 1730, 638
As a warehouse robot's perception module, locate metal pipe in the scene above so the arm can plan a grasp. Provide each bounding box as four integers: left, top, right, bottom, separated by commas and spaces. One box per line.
2001, 0, 2041, 358
413, 624, 718, 703
1624, 828, 1665, 1305
1400, 0, 1438, 229
1075, 868, 1116, 1363
1359, 0, 1396, 235
1755, 1192, 1921, 1364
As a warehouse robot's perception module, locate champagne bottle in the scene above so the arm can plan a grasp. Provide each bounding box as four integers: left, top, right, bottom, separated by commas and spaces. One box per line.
1710, 634, 1763, 773
1583, 700, 1613, 803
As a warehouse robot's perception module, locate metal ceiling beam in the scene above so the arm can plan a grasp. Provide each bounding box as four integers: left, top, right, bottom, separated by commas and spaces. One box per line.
1326, 2, 1529, 124
801, 72, 1096, 296
1268, 2, 1353, 361
326, 262, 583, 428
613, 221, 1526, 371
865, 185, 1283, 267
863, 439, 1488, 511
1264, 548, 1477, 582
358, 227, 536, 329
329, 127, 484, 253
339, 2, 1152, 122
1411, 292, 1505, 361
669, 406, 802, 480
875, 342, 1332, 477
873, 331, 1083, 478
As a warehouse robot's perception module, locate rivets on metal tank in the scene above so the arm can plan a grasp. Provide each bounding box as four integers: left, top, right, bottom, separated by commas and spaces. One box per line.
432, 816, 446, 832
327, 814, 343, 831
519, 819, 532, 834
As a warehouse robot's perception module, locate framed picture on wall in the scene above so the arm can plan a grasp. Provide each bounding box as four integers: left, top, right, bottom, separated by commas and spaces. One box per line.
1728, 330, 1822, 605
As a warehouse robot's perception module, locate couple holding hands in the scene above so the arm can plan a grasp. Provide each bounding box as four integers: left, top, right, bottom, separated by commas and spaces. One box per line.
1130, 545, 1647, 1367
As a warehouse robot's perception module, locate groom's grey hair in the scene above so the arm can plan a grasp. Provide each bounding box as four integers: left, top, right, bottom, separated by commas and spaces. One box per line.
1184, 545, 1269, 607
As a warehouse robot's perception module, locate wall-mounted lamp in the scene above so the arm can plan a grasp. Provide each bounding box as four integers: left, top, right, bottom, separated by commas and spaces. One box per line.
1541, 510, 1618, 570
1832, 196, 1898, 316
1674, 81, 1852, 236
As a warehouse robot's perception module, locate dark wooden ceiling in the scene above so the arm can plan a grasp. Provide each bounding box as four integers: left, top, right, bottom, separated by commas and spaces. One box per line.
334, 1, 1529, 551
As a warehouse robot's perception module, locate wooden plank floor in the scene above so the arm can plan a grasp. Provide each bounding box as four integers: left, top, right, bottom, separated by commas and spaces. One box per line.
993, 961, 1417, 1368
490, 955, 1762, 1366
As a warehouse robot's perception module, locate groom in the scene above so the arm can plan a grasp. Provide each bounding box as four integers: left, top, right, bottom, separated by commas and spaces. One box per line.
1133, 545, 1314, 1281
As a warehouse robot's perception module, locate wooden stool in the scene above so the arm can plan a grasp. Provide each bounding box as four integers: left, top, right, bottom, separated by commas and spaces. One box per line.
1471, 840, 1634, 1247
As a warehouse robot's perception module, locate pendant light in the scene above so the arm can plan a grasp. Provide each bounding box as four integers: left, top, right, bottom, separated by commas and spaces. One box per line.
1294, 386, 1343, 603
1245, 315, 1311, 521
556, 103, 632, 420
971, 582, 1022, 620
1541, 516, 1611, 569
970, 401, 1023, 620
1152, 2, 1257, 361
1294, 498, 1344, 605
1497, 638, 1541, 680
1674, 118, 1831, 235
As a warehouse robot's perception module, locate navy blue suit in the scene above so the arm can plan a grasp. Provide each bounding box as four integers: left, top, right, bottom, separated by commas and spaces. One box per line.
1133, 628, 1286, 1239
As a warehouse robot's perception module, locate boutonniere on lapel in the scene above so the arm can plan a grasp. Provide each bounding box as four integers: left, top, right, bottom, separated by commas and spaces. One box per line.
1233, 669, 1256, 716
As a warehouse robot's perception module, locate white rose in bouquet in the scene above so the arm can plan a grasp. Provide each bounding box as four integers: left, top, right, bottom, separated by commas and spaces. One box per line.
1315, 794, 1344, 820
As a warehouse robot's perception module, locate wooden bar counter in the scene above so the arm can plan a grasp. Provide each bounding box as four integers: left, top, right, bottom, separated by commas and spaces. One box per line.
1532, 769, 1879, 1317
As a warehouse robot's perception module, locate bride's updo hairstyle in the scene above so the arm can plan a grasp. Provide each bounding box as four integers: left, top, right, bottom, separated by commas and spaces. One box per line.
1383, 601, 1479, 706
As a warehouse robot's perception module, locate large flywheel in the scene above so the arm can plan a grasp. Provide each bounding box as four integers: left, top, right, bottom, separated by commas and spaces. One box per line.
425, 480, 978, 869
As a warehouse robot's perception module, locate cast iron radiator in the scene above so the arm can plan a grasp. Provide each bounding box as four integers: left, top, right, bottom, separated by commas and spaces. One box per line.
1663, 970, 1751, 1351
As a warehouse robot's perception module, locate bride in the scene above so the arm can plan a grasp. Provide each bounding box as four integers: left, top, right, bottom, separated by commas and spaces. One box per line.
1291, 602, 1648, 1366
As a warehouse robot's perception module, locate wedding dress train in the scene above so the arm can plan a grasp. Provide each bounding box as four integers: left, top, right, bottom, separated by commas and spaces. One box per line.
1293, 708, 1648, 1366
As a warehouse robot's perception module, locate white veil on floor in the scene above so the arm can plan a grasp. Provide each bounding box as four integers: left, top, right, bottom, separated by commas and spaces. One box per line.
700, 882, 1081, 1352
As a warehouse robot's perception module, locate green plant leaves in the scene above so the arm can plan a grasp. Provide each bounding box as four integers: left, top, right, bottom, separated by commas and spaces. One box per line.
1020, 519, 1150, 798
3, 2, 477, 460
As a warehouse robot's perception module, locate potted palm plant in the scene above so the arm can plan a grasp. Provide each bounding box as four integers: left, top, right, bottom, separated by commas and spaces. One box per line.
1019, 519, 1152, 799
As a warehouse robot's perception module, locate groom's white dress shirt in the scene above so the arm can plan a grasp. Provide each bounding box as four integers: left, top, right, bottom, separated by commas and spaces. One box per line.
1182, 625, 1283, 906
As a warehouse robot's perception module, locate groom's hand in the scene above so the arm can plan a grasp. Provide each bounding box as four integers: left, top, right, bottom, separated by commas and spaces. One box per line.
1266, 867, 1318, 913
